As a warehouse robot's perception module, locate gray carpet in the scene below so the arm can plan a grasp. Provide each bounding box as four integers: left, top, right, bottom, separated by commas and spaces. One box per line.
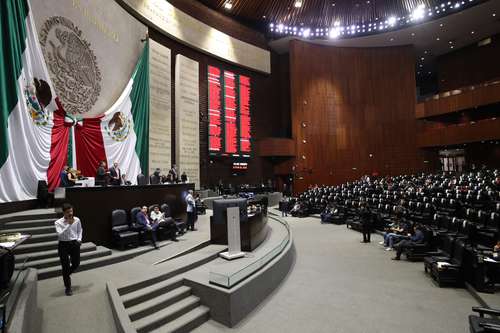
193, 212, 482, 333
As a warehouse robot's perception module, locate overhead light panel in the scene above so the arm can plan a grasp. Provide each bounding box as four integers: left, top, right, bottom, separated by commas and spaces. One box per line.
411, 4, 426, 21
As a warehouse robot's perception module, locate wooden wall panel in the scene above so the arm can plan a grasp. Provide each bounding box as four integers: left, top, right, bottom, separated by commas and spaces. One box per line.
438, 34, 500, 91
417, 118, 500, 147
418, 81, 500, 118
257, 138, 295, 157
290, 40, 424, 193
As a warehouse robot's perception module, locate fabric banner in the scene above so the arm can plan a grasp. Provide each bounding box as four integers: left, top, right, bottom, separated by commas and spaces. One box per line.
75, 42, 149, 184
0, 0, 64, 202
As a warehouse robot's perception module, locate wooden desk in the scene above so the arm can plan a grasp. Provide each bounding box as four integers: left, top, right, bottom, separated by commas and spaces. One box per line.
63, 183, 194, 246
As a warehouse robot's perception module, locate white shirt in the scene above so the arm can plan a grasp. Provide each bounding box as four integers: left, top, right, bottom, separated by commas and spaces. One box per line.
55, 217, 83, 242
150, 211, 164, 222
186, 194, 195, 212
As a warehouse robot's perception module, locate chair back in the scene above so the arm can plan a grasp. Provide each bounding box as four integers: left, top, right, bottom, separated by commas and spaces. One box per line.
130, 207, 141, 224
137, 174, 148, 186
161, 203, 171, 217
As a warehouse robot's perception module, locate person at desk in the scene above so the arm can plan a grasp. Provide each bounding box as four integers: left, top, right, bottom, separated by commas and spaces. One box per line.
180, 172, 188, 183
392, 225, 425, 260
136, 206, 159, 249
54, 203, 82, 296
95, 161, 109, 186
169, 164, 178, 183
150, 168, 162, 185
60, 166, 75, 187
109, 162, 121, 186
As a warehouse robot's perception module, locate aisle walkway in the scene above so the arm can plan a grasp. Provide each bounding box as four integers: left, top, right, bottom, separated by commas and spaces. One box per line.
194, 214, 483, 333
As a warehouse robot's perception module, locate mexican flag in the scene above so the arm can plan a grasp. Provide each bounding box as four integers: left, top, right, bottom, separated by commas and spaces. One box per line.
0, 0, 62, 202
72, 42, 150, 185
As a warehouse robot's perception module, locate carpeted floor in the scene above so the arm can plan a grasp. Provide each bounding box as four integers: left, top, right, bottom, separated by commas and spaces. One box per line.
193, 212, 483, 333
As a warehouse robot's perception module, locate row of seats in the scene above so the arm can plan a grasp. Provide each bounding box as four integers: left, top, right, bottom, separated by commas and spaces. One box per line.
111, 204, 185, 250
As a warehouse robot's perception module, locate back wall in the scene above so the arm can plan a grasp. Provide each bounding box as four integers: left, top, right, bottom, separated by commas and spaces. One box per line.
290, 40, 425, 193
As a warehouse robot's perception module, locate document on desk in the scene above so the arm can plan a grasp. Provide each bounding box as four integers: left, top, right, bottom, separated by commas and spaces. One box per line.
436, 262, 451, 269
484, 257, 499, 263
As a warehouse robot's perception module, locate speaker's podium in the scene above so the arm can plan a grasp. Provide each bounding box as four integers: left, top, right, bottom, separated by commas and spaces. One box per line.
210, 198, 268, 259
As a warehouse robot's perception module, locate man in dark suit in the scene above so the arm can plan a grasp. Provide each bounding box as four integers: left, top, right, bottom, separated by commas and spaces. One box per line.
95, 161, 108, 186
109, 162, 121, 186
136, 206, 159, 249
360, 202, 372, 243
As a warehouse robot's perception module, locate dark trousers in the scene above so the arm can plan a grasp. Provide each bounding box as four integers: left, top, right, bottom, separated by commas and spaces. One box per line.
362, 223, 371, 242
58, 240, 80, 289
395, 240, 413, 259
187, 212, 196, 230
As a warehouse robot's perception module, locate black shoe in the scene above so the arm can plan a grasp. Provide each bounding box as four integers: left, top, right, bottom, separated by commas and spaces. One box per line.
172, 238, 179, 242
65, 288, 73, 296
391, 257, 400, 261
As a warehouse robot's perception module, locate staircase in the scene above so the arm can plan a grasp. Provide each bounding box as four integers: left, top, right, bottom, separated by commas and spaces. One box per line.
0, 208, 112, 279
121, 276, 209, 333
107, 244, 226, 333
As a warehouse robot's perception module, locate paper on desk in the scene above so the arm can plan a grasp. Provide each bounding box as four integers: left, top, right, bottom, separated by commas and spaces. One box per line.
484, 257, 499, 263
437, 262, 451, 269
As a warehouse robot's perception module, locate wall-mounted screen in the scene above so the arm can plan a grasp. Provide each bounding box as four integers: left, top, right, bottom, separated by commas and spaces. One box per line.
208, 65, 251, 157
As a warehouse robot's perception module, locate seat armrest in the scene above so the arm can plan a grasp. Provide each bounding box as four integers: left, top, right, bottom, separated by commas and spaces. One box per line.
473, 307, 500, 317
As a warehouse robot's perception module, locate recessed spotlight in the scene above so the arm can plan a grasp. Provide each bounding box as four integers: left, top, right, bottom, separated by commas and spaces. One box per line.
450, 45, 454, 49
424, 50, 428, 54
471, 31, 475, 34
388, 16, 397, 26
421, 57, 425, 60
390, 37, 394, 41
436, 37, 440, 41
448, 40, 453, 44
224, 1, 233, 10
493, 13, 497, 17
294, 0, 303, 8
440, 23, 444, 27
411, 32, 415, 36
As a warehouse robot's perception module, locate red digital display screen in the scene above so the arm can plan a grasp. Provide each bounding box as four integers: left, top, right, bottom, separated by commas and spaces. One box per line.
224, 71, 238, 154
208, 66, 251, 157
208, 66, 222, 153
239, 75, 251, 155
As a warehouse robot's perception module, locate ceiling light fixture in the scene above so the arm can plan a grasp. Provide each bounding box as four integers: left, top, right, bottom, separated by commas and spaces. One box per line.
294, 1, 303, 8
224, 1, 233, 10
411, 4, 426, 21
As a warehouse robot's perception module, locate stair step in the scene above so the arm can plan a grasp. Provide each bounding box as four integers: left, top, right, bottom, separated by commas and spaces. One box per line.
15, 242, 97, 264
14, 240, 59, 254
22, 232, 58, 244
37, 248, 146, 280
0, 209, 58, 223
149, 305, 210, 333
2, 218, 56, 229
127, 286, 192, 321
16, 246, 111, 270
1, 225, 55, 235
122, 276, 184, 308
133, 296, 201, 333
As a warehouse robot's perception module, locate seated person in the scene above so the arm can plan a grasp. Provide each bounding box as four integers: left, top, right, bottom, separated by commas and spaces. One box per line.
136, 206, 160, 249
150, 168, 162, 185
392, 225, 425, 260
150, 205, 178, 241
60, 165, 76, 187
380, 221, 411, 251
